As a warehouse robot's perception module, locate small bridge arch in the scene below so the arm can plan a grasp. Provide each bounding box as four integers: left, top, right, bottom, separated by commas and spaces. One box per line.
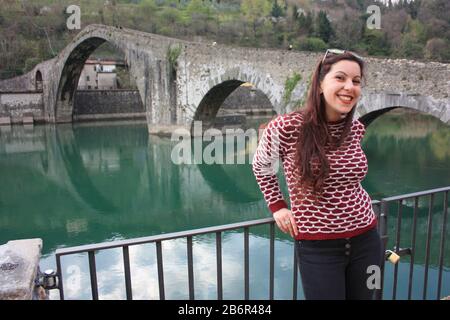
54, 35, 140, 122
357, 92, 449, 127
190, 66, 280, 131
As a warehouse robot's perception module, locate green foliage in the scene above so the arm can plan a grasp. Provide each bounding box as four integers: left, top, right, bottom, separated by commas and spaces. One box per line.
395, 33, 424, 59
316, 10, 333, 43
404, 18, 427, 44
23, 57, 41, 73
363, 29, 391, 56
392, 18, 427, 59
283, 72, 301, 104
167, 43, 182, 69
297, 11, 314, 36
241, 0, 271, 22
271, 0, 284, 18
139, 0, 158, 13
424, 38, 450, 62
295, 37, 327, 52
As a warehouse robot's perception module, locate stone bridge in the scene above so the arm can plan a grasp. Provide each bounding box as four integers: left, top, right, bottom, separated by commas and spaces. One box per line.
1, 24, 449, 130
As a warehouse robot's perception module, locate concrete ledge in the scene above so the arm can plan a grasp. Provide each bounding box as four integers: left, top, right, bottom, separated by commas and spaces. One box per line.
148, 124, 190, 137
22, 113, 34, 125
0, 116, 11, 126
73, 112, 146, 122
0, 239, 43, 300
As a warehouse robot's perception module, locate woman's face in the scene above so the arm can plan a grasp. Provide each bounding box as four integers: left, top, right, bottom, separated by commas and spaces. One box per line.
320, 60, 362, 122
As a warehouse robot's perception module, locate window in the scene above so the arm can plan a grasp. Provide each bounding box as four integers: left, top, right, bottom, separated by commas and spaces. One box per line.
86, 76, 90, 81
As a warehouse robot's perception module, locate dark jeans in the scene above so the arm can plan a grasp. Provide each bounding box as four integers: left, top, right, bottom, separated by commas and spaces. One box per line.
296, 227, 382, 300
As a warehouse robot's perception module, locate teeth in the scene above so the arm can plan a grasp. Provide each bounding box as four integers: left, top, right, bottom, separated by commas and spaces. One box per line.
338, 95, 352, 101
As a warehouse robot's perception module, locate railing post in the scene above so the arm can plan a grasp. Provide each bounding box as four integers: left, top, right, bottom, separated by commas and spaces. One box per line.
244, 227, 249, 300
216, 232, 223, 300
437, 191, 448, 300
156, 241, 165, 300
187, 236, 195, 300
123, 245, 133, 300
423, 193, 434, 300
269, 222, 275, 300
88, 251, 99, 300
56, 253, 64, 300
376, 200, 389, 300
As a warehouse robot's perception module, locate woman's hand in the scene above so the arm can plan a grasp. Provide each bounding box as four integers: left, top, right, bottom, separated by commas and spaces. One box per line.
273, 208, 298, 238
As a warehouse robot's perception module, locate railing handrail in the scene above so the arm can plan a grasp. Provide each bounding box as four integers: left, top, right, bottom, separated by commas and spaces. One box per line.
381, 186, 450, 202
55, 217, 274, 256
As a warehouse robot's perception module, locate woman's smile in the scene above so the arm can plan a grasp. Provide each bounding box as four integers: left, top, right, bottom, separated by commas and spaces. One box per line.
336, 93, 354, 104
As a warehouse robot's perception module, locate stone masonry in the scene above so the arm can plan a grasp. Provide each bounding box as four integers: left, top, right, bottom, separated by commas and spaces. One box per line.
0, 24, 448, 132
0, 239, 42, 300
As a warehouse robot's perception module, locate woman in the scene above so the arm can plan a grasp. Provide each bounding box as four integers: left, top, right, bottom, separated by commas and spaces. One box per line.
252, 49, 382, 300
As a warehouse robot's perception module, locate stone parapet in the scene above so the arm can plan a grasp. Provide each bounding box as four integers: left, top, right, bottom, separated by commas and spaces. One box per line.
0, 239, 43, 300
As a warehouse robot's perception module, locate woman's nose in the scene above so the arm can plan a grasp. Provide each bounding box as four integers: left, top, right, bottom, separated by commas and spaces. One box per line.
343, 79, 354, 90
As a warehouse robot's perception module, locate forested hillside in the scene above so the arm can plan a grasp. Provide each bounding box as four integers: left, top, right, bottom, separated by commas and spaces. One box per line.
0, 0, 448, 79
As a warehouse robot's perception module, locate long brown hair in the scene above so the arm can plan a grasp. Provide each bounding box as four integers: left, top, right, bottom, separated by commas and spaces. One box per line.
295, 52, 365, 196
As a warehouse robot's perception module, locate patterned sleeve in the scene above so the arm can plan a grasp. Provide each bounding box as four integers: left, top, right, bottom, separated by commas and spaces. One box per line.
356, 120, 366, 142
252, 116, 288, 214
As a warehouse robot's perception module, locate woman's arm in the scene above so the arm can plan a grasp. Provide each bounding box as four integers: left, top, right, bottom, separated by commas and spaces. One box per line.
252, 118, 287, 213
252, 117, 297, 237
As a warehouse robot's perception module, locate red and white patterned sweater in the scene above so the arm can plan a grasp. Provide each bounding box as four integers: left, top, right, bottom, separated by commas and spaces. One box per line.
252, 112, 377, 240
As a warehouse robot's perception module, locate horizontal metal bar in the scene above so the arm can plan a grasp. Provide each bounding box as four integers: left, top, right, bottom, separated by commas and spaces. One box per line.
56, 217, 275, 256
382, 186, 450, 202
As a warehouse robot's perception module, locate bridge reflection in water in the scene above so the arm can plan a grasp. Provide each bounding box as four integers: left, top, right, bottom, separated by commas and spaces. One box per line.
0, 111, 448, 299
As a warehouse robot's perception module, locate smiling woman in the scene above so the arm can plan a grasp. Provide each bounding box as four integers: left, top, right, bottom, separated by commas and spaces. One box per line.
252, 49, 383, 300
320, 60, 362, 122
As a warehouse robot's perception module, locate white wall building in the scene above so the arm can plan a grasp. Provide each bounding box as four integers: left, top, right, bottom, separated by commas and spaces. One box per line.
77, 60, 121, 90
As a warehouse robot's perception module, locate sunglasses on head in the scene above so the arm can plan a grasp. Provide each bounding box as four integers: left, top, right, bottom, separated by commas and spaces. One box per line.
321, 49, 364, 64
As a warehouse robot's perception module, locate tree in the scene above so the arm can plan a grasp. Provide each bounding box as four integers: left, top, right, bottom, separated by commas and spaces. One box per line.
424, 38, 450, 62
271, 0, 283, 18
405, 0, 421, 19
396, 33, 424, 59
331, 11, 363, 50
295, 37, 327, 52
316, 10, 333, 43
241, 0, 272, 35
363, 29, 391, 56
241, 0, 272, 21
298, 11, 313, 36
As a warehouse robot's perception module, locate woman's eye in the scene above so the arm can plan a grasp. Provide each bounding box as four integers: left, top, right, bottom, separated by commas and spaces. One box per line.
336, 76, 344, 81
353, 80, 361, 85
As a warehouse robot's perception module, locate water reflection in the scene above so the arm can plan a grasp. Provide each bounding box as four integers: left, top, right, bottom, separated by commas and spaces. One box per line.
0, 111, 449, 299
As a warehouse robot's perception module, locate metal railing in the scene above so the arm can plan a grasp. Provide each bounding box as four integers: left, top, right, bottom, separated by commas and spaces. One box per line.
53, 186, 449, 300
377, 186, 449, 300
55, 218, 277, 300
